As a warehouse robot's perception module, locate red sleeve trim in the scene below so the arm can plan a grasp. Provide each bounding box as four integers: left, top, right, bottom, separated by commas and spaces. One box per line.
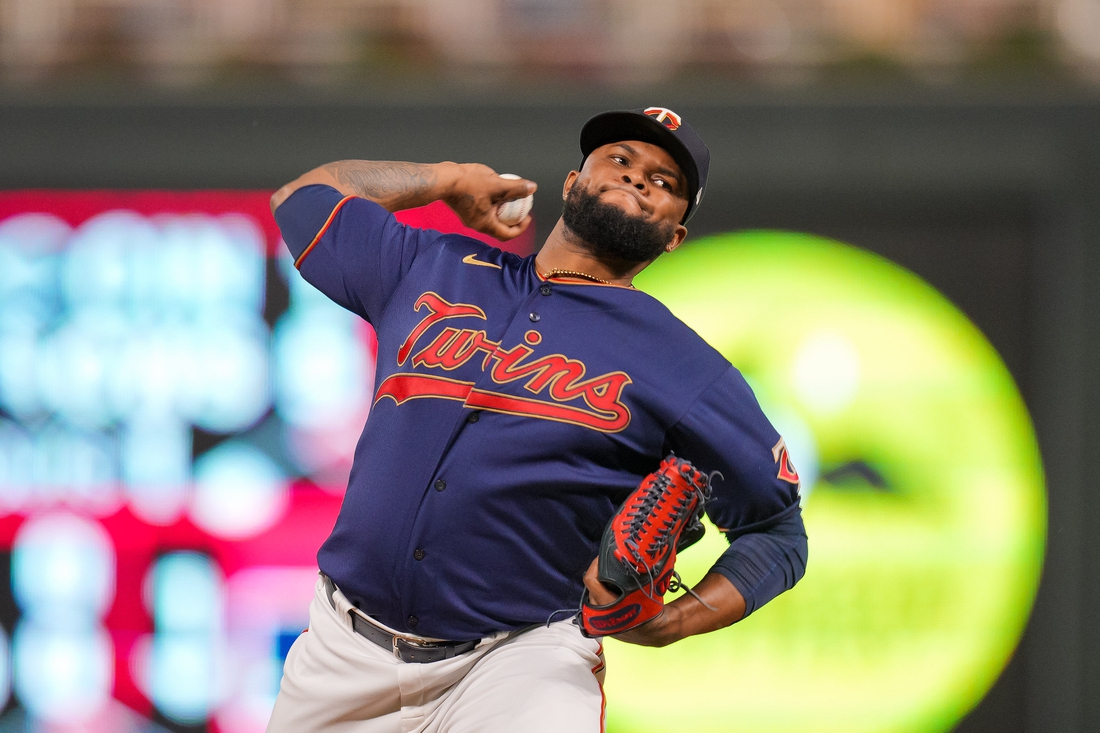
293, 195, 357, 270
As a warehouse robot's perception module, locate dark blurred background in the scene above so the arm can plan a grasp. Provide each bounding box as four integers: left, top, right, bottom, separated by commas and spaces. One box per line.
0, 1, 1096, 731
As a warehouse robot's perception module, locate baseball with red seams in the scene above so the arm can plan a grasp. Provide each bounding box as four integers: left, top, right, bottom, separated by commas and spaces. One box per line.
496, 174, 534, 226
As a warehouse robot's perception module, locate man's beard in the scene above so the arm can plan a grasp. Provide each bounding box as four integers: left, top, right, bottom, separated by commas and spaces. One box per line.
561, 184, 675, 265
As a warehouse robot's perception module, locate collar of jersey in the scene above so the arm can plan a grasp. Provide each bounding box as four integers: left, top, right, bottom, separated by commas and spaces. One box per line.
534, 267, 638, 290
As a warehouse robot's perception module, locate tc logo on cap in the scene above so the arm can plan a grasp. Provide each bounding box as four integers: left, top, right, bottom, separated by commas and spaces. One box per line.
644, 107, 682, 131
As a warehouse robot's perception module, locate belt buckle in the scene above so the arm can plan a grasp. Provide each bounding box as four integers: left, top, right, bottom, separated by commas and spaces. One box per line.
393, 633, 440, 660
393, 635, 437, 663
391, 636, 426, 661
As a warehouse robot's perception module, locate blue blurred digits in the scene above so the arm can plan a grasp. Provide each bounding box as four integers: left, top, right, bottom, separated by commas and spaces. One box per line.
0, 210, 273, 522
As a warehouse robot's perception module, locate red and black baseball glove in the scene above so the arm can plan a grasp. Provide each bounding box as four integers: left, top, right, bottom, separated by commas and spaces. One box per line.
579, 455, 717, 637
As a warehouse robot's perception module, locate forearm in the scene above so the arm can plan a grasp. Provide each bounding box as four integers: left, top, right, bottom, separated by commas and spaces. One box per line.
599, 508, 808, 647
710, 508, 808, 618
271, 160, 460, 215
616, 572, 746, 647
271, 160, 535, 241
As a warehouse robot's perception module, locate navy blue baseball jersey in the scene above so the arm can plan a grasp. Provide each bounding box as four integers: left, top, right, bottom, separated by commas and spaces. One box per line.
275, 184, 804, 641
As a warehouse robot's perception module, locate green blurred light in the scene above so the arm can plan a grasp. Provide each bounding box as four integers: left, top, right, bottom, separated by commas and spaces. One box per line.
605, 231, 1045, 733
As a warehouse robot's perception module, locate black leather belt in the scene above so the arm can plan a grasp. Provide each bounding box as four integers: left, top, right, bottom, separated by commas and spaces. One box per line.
322, 575, 479, 663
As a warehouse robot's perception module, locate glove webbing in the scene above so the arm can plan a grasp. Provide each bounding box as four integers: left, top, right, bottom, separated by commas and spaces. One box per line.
616, 461, 716, 607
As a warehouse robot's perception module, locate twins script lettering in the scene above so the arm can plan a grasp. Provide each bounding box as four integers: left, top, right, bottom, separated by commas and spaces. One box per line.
375, 292, 632, 433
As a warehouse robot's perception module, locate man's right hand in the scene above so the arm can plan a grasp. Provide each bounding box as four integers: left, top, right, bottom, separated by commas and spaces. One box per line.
441, 163, 536, 241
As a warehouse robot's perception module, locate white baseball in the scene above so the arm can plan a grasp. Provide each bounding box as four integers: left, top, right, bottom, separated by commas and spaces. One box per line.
496, 173, 534, 226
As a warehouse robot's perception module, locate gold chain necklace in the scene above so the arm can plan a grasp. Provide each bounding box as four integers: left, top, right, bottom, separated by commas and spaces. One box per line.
547, 268, 612, 285
544, 267, 634, 287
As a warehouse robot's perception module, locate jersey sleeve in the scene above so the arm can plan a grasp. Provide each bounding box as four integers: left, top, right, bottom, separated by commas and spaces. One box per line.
665, 365, 802, 539
666, 365, 808, 615
710, 508, 807, 617
274, 184, 445, 323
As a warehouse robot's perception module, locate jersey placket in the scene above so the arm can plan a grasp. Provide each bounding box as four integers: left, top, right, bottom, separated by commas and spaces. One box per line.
396, 282, 552, 637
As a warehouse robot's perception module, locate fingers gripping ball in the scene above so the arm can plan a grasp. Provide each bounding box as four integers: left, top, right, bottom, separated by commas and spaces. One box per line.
580, 455, 716, 636
496, 173, 534, 226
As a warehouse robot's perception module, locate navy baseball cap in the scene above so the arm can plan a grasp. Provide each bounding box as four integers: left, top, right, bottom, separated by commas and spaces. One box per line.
579, 107, 710, 223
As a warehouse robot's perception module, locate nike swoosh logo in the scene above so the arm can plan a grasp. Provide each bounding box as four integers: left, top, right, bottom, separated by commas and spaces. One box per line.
462, 253, 502, 270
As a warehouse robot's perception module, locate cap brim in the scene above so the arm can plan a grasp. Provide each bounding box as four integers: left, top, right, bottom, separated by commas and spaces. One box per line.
579, 111, 699, 216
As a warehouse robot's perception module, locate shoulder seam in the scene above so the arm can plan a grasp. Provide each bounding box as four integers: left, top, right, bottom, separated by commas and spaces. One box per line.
293, 195, 357, 270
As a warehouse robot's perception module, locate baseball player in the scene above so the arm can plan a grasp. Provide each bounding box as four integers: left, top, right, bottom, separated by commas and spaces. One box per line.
266, 107, 807, 732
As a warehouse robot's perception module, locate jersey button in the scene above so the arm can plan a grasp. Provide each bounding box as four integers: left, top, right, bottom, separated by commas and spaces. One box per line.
414, 549, 426, 560
408, 615, 419, 628
434, 479, 446, 491
539, 284, 552, 296
529, 312, 540, 322
467, 411, 480, 423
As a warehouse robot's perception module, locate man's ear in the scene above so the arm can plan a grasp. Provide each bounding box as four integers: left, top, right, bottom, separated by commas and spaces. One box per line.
562, 171, 579, 200
664, 225, 688, 253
